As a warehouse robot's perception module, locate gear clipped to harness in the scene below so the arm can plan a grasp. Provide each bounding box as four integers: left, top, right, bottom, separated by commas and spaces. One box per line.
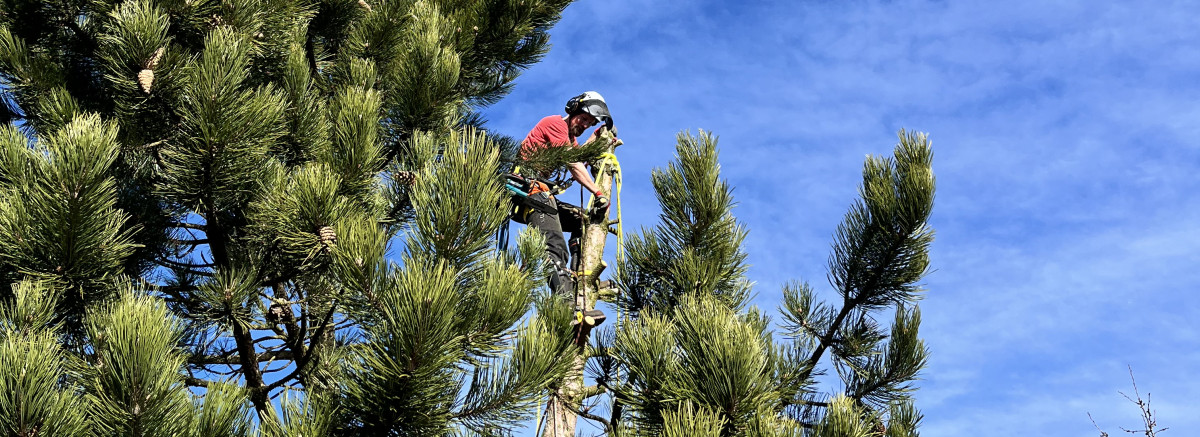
504, 173, 558, 216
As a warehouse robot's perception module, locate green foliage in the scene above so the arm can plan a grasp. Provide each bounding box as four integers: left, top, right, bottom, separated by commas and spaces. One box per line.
0, 117, 136, 338
324, 85, 385, 197
596, 130, 935, 436
613, 294, 784, 436
0, 25, 66, 130
376, 0, 463, 135
251, 163, 364, 268
661, 402, 727, 437
160, 27, 288, 213
335, 128, 575, 435
615, 131, 752, 317
193, 267, 261, 332
779, 130, 934, 420
841, 307, 927, 409
514, 133, 612, 178
0, 0, 577, 431
0, 280, 58, 336
83, 288, 193, 437
406, 128, 512, 269
0, 280, 268, 436
0, 281, 90, 437
830, 130, 934, 311
0, 329, 91, 436
190, 383, 255, 437
261, 392, 337, 437
884, 401, 922, 437
811, 397, 873, 437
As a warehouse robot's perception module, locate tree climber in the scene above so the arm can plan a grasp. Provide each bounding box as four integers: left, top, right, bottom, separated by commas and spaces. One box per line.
517, 91, 614, 309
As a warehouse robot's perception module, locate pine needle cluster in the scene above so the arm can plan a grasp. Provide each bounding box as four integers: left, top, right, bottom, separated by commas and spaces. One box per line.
513, 132, 613, 179
585, 130, 935, 436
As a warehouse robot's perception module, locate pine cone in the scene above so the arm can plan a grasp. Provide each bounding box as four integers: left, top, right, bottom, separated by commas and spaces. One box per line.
318, 226, 337, 250
145, 47, 165, 69
138, 48, 165, 94
394, 171, 416, 186
357, 0, 372, 11
137, 69, 155, 94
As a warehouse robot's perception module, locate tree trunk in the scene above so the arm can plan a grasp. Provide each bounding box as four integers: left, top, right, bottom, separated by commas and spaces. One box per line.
542, 138, 621, 437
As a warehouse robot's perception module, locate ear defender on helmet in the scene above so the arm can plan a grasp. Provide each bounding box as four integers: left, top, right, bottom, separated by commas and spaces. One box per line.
564, 93, 587, 115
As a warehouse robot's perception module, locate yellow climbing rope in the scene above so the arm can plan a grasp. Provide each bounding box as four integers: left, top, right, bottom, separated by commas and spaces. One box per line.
587, 151, 625, 266
591, 150, 628, 392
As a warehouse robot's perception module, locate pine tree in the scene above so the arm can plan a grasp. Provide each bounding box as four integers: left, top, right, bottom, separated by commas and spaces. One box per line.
0, 281, 90, 437
573, 130, 935, 436
330, 128, 577, 435
0, 0, 579, 433
0, 0, 940, 435
1, 280, 262, 437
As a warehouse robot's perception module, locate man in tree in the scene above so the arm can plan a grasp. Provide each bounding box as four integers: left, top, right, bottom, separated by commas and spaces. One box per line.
518, 91, 614, 307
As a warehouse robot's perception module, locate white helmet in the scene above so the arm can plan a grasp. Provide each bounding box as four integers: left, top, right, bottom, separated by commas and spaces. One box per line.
565, 91, 612, 127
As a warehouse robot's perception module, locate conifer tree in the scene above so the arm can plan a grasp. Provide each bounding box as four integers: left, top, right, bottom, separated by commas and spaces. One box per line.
575, 130, 935, 436
0, 0, 579, 433
0, 1, 941, 435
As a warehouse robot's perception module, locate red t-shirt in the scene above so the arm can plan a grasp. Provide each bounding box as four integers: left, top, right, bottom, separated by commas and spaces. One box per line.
519, 115, 576, 160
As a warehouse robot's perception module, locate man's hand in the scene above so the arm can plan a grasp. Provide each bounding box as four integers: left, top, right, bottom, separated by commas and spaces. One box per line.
586, 124, 618, 146
592, 193, 610, 210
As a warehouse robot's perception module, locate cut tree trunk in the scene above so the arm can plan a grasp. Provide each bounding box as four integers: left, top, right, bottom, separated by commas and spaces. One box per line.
542, 136, 621, 437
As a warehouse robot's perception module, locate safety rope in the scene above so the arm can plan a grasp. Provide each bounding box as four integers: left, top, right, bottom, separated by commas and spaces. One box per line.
591, 151, 628, 394
586, 152, 625, 266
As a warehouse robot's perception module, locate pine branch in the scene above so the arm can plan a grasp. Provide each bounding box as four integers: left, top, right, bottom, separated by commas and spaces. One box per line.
166, 238, 208, 246
265, 300, 339, 392
558, 391, 612, 433
800, 298, 855, 382
153, 257, 216, 270
799, 132, 935, 387
514, 136, 609, 178
231, 317, 268, 413
172, 222, 208, 231
185, 376, 211, 388
269, 283, 306, 382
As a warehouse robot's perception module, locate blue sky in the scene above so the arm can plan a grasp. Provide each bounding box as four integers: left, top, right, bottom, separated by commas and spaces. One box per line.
484, 0, 1200, 435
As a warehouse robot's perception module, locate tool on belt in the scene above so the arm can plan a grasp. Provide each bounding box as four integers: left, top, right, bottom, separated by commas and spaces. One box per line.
504, 173, 558, 216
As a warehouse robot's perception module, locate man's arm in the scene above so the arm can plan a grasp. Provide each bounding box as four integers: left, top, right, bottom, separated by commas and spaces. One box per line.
570, 126, 617, 197
568, 162, 603, 196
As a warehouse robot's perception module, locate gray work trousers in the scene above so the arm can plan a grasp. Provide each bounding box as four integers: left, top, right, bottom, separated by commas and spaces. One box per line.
524, 192, 583, 304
